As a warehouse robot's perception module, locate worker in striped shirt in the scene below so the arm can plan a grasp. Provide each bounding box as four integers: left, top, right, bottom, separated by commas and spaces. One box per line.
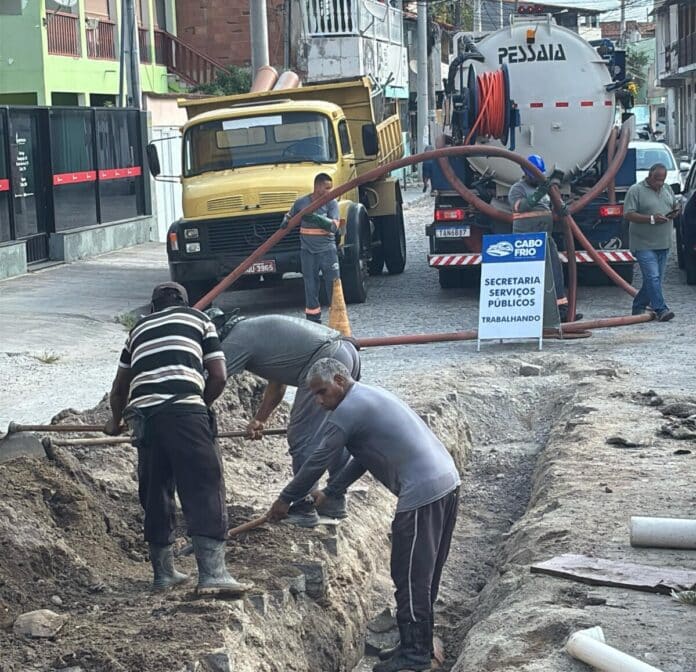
105, 282, 251, 597
285, 172, 341, 323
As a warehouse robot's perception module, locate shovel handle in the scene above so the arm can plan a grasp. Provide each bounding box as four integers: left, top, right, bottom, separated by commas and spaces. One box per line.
9, 422, 108, 434
227, 514, 269, 537
43, 428, 287, 447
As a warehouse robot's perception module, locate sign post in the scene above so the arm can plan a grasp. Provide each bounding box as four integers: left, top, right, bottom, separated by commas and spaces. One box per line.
478, 232, 547, 351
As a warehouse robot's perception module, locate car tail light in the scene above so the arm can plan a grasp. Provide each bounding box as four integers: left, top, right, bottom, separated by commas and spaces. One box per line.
168, 231, 179, 251
435, 208, 466, 221
599, 204, 623, 218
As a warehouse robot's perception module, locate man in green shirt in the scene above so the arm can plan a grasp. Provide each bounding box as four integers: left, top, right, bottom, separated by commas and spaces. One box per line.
623, 163, 680, 322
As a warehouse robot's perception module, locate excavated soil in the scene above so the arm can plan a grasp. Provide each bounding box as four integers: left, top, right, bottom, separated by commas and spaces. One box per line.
0, 373, 469, 672
2, 357, 696, 672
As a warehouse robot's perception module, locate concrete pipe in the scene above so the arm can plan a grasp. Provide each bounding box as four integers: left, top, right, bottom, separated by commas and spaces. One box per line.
630, 516, 696, 550
566, 627, 664, 672
273, 70, 302, 90
250, 65, 279, 93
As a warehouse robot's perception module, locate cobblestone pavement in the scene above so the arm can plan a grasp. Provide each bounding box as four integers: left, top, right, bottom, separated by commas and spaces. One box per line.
217, 198, 695, 394
0, 193, 693, 425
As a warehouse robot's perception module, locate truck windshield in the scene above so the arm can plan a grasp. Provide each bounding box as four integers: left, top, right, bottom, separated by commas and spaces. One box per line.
635, 147, 676, 171
183, 112, 337, 176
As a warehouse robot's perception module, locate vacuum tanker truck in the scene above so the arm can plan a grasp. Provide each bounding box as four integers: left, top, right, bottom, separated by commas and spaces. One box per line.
427, 15, 642, 289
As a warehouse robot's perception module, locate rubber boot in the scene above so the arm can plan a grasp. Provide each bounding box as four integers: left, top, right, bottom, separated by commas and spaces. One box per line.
191, 535, 253, 597
315, 493, 348, 519
373, 621, 431, 672
378, 613, 435, 661
149, 543, 189, 591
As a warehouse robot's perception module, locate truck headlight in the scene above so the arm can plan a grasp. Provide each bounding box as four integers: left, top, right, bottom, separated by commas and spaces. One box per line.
184, 228, 199, 239
186, 242, 201, 253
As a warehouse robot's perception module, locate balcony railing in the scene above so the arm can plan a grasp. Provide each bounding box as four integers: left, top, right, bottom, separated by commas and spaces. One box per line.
138, 27, 151, 63
153, 29, 228, 86
86, 19, 116, 60
47, 12, 80, 57
305, 0, 402, 43
678, 32, 696, 70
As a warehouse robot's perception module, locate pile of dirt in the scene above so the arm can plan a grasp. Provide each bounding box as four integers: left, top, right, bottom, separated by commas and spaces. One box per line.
0, 373, 472, 672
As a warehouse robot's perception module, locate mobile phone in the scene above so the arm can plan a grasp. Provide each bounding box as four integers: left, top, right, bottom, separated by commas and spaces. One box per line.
666, 208, 680, 218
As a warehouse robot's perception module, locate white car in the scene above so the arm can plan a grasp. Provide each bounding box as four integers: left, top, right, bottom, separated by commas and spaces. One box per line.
629, 140, 683, 190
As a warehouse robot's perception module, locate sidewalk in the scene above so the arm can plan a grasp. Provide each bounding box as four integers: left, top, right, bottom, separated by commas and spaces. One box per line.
0, 243, 169, 427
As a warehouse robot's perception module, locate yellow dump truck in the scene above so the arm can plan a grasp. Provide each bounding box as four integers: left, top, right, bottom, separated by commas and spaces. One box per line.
147, 77, 406, 304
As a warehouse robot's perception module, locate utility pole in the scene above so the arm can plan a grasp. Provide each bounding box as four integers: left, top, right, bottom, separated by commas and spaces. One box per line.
416, 0, 429, 155
250, 0, 270, 77
119, 0, 141, 108
619, 0, 626, 47
475, 0, 482, 32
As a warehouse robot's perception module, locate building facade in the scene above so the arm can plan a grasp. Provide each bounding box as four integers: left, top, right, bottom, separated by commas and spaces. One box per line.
655, 0, 696, 152
0, 0, 180, 106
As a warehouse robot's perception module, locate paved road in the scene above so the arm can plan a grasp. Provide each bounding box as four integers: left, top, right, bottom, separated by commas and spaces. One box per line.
1, 190, 693, 426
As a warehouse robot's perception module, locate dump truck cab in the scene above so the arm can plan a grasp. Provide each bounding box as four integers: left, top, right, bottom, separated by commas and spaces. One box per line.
157, 77, 406, 305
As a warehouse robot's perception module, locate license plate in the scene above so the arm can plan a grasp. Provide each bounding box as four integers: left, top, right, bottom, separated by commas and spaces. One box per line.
244, 260, 276, 274
435, 226, 470, 238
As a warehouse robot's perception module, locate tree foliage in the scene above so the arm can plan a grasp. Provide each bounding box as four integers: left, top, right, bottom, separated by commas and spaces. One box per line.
625, 45, 650, 90
192, 66, 252, 96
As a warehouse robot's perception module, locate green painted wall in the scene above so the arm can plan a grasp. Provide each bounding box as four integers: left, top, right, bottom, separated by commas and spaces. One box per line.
0, 0, 46, 103
0, 0, 176, 105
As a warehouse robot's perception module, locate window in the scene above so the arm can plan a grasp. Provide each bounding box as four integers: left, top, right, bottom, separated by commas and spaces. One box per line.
337, 120, 352, 154
635, 148, 676, 171
183, 112, 337, 177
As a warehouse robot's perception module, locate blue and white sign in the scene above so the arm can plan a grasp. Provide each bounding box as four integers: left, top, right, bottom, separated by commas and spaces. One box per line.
478, 232, 547, 349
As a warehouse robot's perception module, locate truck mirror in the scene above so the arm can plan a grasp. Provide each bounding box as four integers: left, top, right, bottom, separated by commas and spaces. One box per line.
680, 161, 691, 173
362, 123, 379, 156
671, 183, 681, 195
146, 143, 161, 177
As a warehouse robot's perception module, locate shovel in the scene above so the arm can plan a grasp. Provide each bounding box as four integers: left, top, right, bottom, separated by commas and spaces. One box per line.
178, 514, 270, 557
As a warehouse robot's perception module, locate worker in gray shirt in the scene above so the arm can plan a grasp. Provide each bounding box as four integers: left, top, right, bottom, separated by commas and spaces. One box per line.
623, 162, 680, 322
285, 172, 341, 324
221, 314, 360, 527
267, 358, 460, 672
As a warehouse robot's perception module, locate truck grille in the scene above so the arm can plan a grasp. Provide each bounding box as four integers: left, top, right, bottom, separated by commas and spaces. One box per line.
207, 195, 244, 212
259, 192, 297, 207
207, 214, 300, 256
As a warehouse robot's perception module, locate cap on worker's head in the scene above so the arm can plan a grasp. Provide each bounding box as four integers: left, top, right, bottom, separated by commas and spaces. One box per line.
524, 154, 546, 178
151, 281, 189, 306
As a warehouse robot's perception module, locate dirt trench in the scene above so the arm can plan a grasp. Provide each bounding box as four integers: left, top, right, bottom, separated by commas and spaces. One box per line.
2, 360, 695, 672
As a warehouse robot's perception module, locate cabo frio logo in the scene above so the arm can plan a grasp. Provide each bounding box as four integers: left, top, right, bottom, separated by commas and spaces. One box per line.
498, 43, 567, 65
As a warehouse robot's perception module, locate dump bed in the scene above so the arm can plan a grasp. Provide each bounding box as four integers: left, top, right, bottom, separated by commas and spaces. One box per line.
179, 77, 402, 175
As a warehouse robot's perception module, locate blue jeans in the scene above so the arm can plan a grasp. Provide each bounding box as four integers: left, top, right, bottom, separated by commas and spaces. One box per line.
633, 249, 669, 313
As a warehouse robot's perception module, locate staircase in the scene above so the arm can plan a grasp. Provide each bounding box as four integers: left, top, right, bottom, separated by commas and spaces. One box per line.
154, 29, 229, 87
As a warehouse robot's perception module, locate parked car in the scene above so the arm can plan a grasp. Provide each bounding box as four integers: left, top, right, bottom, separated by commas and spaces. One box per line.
629, 140, 683, 190
675, 161, 696, 284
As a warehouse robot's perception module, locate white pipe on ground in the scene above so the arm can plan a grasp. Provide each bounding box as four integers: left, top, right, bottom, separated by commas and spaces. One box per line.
566, 627, 664, 672
630, 516, 696, 549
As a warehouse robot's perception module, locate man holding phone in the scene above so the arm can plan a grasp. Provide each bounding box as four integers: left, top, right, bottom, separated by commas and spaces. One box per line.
624, 163, 680, 322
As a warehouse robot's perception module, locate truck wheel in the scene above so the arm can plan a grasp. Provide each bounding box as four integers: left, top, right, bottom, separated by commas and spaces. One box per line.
685, 251, 696, 285
340, 204, 369, 304
182, 280, 216, 308
438, 268, 461, 289
381, 201, 407, 274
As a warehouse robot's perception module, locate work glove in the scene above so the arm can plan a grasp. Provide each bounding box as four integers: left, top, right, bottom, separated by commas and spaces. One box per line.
280, 213, 291, 229
304, 213, 336, 233
518, 181, 551, 212
548, 168, 565, 187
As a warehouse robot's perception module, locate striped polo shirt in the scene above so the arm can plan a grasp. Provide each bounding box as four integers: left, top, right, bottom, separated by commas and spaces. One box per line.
118, 306, 225, 411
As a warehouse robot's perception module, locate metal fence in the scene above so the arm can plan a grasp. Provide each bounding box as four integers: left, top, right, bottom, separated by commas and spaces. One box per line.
0, 107, 150, 264
305, 0, 402, 43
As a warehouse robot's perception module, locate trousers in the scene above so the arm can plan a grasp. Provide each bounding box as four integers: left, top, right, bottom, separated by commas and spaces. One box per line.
137, 411, 228, 545
301, 247, 341, 319
390, 487, 460, 624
